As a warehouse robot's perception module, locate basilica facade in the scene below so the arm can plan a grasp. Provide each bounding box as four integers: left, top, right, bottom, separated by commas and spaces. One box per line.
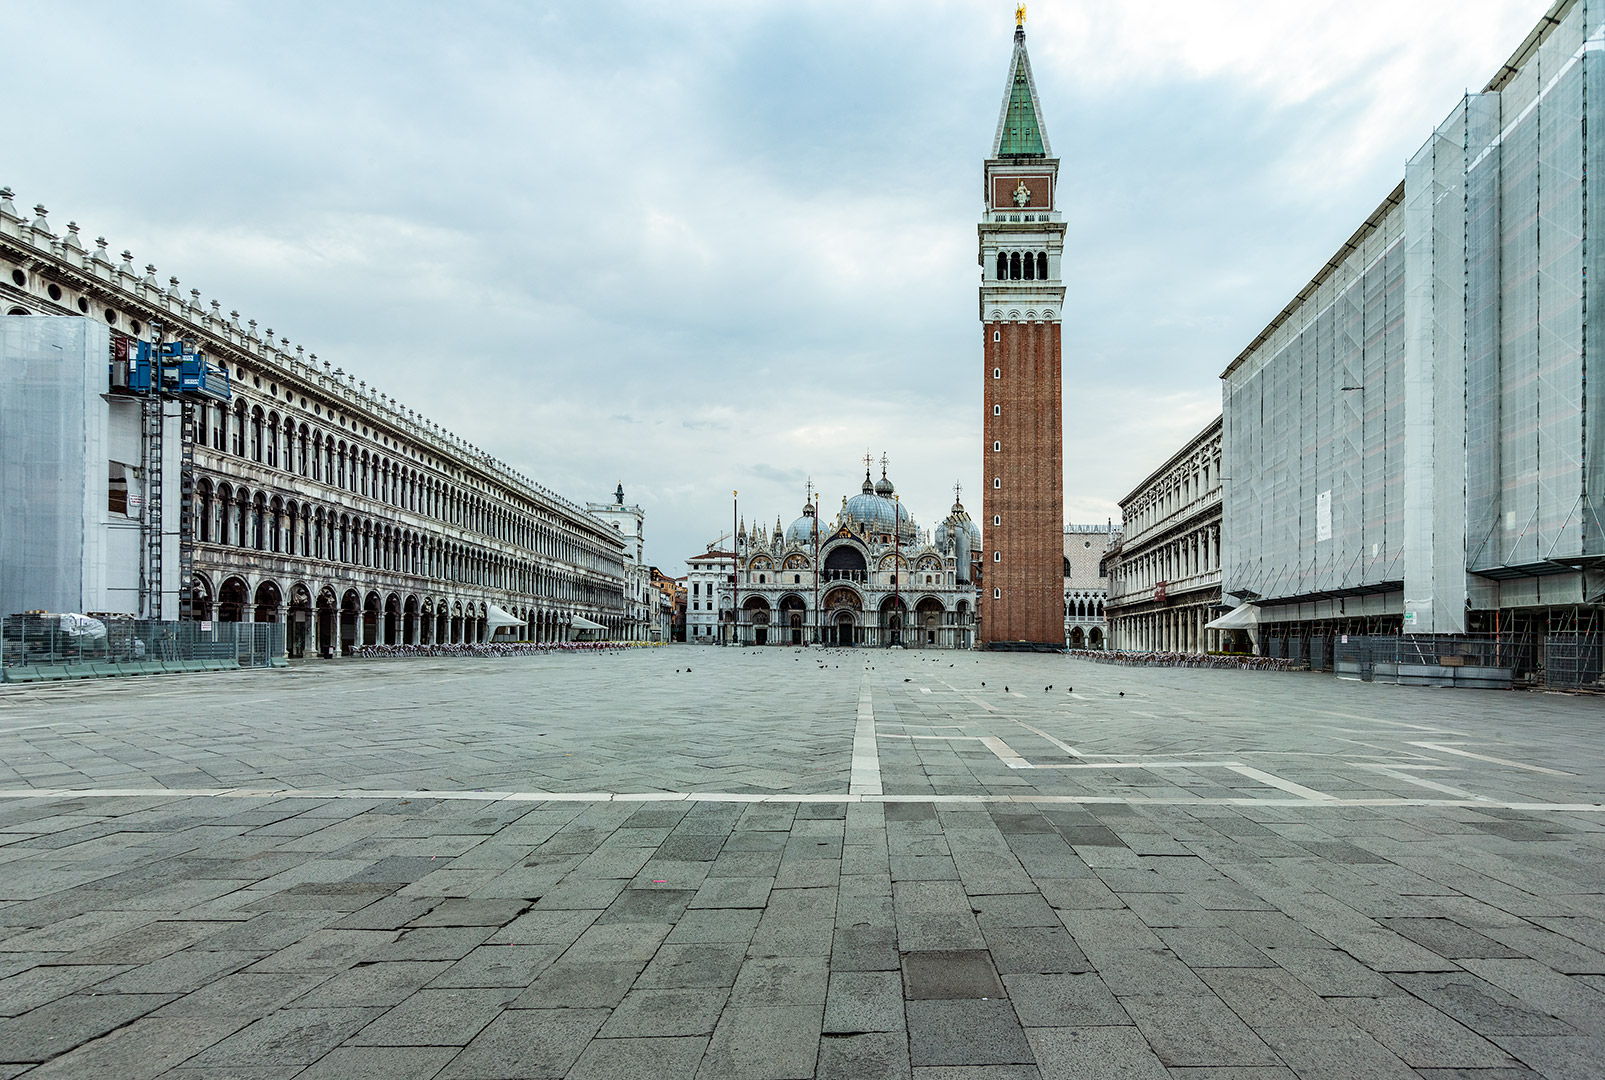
701, 466, 981, 648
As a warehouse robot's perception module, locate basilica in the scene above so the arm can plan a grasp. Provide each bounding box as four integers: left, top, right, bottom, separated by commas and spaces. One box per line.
705, 463, 981, 648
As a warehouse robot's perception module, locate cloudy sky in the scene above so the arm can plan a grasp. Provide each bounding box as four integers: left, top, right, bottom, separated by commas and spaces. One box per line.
11, 0, 1543, 572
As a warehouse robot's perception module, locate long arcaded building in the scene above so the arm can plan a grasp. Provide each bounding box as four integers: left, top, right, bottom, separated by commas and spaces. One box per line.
0, 190, 635, 654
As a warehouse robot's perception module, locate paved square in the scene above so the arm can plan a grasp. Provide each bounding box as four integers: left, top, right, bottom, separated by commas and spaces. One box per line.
1, 648, 1602, 1078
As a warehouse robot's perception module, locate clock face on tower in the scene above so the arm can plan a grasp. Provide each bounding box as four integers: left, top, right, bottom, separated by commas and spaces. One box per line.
991, 174, 1052, 210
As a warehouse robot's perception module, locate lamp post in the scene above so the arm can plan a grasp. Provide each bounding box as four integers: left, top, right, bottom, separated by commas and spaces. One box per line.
813, 488, 820, 647
892, 493, 901, 646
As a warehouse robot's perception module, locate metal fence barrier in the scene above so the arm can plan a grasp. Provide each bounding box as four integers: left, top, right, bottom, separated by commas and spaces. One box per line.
1332, 634, 1538, 689
1, 615, 283, 678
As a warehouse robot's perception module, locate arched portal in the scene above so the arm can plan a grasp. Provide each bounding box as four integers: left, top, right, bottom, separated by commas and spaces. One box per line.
253, 580, 283, 625
384, 594, 401, 645
742, 595, 771, 647
833, 610, 856, 647
340, 589, 362, 655
316, 587, 338, 657
287, 583, 313, 658
191, 574, 214, 624
363, 592, 381, 648
822, 586, 861, 646
404, 595, 420, 646
916, 597, 944, 648
218, 577, 249, 623
879, 595, 906, 647
779, 594, 807, 645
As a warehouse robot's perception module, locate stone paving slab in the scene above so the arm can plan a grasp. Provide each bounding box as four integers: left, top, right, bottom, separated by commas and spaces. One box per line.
0, 648, 1602, 1077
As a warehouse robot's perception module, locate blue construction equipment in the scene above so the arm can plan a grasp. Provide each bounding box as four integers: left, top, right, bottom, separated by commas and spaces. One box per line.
121, 340, 230, 401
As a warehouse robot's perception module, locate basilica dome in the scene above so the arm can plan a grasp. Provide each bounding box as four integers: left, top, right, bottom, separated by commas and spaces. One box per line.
840, 467, 915, 534
843, 492, 911, 532
934, 518, 982, 551
785, 505, 820, 545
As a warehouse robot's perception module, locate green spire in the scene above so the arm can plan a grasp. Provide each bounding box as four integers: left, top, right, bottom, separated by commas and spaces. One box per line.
998, 57, 1044, 156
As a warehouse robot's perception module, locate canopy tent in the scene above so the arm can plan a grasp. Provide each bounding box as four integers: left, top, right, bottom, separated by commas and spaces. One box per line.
1205, 604, 1259, 631
567, 614, 608, 643
485, 604, 523, 635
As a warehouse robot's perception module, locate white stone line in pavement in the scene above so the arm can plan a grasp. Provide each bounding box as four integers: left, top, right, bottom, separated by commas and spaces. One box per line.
850, 677, 882, 796
1409, 741, 1574, 777
1351, 762, 1487, 800
1007, 717, 1084, 759
877, 732, 1034, 769
1224, 764, 1336, 802
0, 786, 1601, 811
981, 736, 1033, 769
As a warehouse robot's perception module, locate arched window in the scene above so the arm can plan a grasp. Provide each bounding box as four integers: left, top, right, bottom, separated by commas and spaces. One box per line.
1009, 252, 1021, 280
1023, 252, 1034, 280
1037, 252, 1048, 279
996, 252, 1008, 280
265, 413, 279, 467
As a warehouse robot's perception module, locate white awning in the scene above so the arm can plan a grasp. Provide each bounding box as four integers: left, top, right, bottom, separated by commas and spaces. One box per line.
570, 615, 607, 632
1205, 603, 1259, 630
485, 604, 522, 631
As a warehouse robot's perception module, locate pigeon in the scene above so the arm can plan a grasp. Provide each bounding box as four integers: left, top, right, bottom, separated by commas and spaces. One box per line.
904, 678, 911, 682
1118, 691, 1124, 697
981, 682, 985, 686
1066, 687, 1073, 693
1045, 685, 1052, 691
1005, 686, 1009, 693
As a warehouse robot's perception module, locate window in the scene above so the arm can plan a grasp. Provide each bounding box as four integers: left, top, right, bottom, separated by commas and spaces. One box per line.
993, 588, 1001, 599
993, 551, 1001, 562
1037, 252, 1048, 279
793, 574, 801, 583
992, 368, 1000, 379
995, 253, 1007, 280
993, 441, 1001, 452
993, 515, 1001, 525
1010, 252, 1021, 279
993, 404, 1000, 415
108, 462, 130, 516
993, 478, 1001, 488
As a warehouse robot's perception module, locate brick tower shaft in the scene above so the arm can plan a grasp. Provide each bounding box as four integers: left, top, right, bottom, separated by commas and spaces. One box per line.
977, 11, 1066, 649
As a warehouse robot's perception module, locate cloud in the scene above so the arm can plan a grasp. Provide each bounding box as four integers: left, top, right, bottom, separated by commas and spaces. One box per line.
4, 0, 1550, 573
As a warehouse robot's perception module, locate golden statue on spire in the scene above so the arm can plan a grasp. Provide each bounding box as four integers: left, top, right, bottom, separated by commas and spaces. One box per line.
1015, 4, 1026, 27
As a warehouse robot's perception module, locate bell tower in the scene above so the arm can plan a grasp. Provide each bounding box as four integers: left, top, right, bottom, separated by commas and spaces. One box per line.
979, 6, 1066, 649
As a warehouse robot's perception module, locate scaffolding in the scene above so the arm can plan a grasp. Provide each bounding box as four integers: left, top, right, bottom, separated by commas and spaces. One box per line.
1219, 0, 1605, 682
